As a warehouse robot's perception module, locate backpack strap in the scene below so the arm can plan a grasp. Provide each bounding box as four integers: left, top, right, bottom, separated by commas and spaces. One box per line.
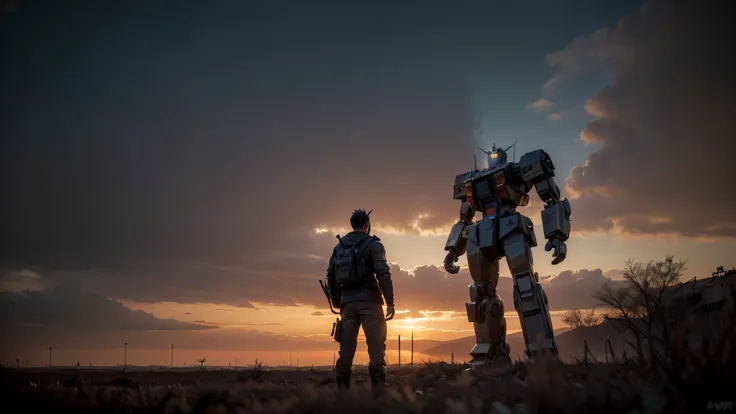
335, 234, 374, 252
355, 236, 375, 253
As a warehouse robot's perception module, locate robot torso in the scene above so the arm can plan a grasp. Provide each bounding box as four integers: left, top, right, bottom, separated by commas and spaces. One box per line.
453, 162, 531, 219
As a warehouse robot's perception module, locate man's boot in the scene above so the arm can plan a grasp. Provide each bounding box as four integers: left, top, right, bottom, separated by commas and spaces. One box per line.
368, 366, 386, 388
335, 371, 351, 390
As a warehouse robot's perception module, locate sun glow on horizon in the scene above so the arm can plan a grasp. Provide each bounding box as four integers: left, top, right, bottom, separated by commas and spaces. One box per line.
401, 317, 418, 329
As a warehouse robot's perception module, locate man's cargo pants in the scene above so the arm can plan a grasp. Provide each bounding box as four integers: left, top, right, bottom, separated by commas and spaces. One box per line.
334, 300, 387, 374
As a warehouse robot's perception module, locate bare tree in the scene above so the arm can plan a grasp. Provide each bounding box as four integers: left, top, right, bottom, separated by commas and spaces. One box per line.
251, 359, 267, 380
562, 309, 584, 329
582, 308, 603, 327
562, 308, 603, 329
594, 254, 686, 368
196, 358, 206, 370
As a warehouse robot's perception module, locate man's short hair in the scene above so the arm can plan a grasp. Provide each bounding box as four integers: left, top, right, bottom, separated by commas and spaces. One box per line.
350, 209, 371, 229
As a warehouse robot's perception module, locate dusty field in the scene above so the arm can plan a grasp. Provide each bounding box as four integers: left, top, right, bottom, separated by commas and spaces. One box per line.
0, 357, 732, 414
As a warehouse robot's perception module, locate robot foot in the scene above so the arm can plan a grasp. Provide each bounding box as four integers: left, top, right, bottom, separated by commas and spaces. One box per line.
467, 341, 512, 369
466, 350, 512, 370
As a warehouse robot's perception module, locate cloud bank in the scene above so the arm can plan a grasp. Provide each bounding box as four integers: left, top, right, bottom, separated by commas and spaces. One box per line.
554, 0, 736, 239
2, 264, 623, 323
0, 285, 213, 332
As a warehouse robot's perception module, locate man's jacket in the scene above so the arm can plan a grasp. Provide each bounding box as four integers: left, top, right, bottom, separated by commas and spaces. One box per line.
326, 230, 394, 307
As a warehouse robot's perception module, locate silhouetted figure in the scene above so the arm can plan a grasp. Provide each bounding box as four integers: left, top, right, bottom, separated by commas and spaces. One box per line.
326, 209, 395, 389
442, 144, 570, 366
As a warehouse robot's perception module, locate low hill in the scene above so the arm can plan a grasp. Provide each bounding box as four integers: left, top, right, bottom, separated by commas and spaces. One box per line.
422, 324, 639, 362
424, 328, 568, 361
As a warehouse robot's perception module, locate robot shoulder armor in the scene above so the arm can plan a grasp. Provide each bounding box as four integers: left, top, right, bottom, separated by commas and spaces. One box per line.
518, 149, 555, 182
453, 171, 474, 200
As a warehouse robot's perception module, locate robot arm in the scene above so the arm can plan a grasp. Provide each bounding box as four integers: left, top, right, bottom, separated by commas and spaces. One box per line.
518, 150, 571, 265
443, 173, 476, 274
444, 199, 474, 274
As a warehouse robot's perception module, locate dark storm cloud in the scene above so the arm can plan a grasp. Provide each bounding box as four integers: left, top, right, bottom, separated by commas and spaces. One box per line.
0, 285, 212, 332
0, 0, 19, 14
553, 0, 736, 239
0, 1, 480, 272
0, 0, 658, 315
0, 1, 500, 310
16, 252, 337, 307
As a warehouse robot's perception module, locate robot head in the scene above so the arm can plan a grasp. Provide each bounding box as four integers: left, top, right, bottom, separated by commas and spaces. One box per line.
478, 143, 511, 169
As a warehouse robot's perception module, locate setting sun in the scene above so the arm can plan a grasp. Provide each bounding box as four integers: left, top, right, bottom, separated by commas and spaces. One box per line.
402, 318, 417, 329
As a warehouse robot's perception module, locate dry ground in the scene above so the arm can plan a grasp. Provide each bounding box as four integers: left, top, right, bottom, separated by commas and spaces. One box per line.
0, 355, 732, 414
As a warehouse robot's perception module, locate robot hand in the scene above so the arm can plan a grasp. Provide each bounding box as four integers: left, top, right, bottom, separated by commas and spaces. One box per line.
443, 249, 460, 274
545, 238, 567, 265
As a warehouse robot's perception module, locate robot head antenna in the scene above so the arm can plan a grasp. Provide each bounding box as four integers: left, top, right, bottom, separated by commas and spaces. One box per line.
478, 142, 514, 168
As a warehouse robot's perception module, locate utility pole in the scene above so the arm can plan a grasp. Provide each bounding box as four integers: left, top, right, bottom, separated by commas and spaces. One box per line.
398, 335, 401, 368
289, 352, 292, 368
411, 330, 414, 366
48, 346, 52, 367
171, 344, 174, 368
124, 342, 128, 372
235, 356, 238, 369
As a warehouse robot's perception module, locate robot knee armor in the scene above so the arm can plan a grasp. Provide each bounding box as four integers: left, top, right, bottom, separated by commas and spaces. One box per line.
466, 291, 504, 325
466, 283, 486, 323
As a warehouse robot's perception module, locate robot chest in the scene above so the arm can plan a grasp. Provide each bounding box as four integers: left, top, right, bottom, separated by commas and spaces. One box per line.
465, 169, 529, 213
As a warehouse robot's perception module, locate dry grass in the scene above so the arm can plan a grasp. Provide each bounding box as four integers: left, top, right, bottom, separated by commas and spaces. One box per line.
1, 336, 733, 414
2, 300, 733, 413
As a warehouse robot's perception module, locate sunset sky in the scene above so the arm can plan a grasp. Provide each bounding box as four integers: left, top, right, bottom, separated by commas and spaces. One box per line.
1, 0, 733, 368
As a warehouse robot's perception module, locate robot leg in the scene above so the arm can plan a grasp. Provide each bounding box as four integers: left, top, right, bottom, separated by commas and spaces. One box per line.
499, 213, 558, 357
464, 219, 511, 366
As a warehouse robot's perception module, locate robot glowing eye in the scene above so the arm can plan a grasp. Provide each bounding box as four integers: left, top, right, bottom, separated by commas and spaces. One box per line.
490, 153, 498, 159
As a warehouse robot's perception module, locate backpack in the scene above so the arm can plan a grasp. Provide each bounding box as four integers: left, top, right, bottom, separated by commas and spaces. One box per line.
333, 235, 375, 287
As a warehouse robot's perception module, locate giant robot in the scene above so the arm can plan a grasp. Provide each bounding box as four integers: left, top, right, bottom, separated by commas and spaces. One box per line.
443, 143, 571, 366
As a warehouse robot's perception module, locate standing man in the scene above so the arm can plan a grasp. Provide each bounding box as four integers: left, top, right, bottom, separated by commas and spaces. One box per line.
326, 209, 395, 389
